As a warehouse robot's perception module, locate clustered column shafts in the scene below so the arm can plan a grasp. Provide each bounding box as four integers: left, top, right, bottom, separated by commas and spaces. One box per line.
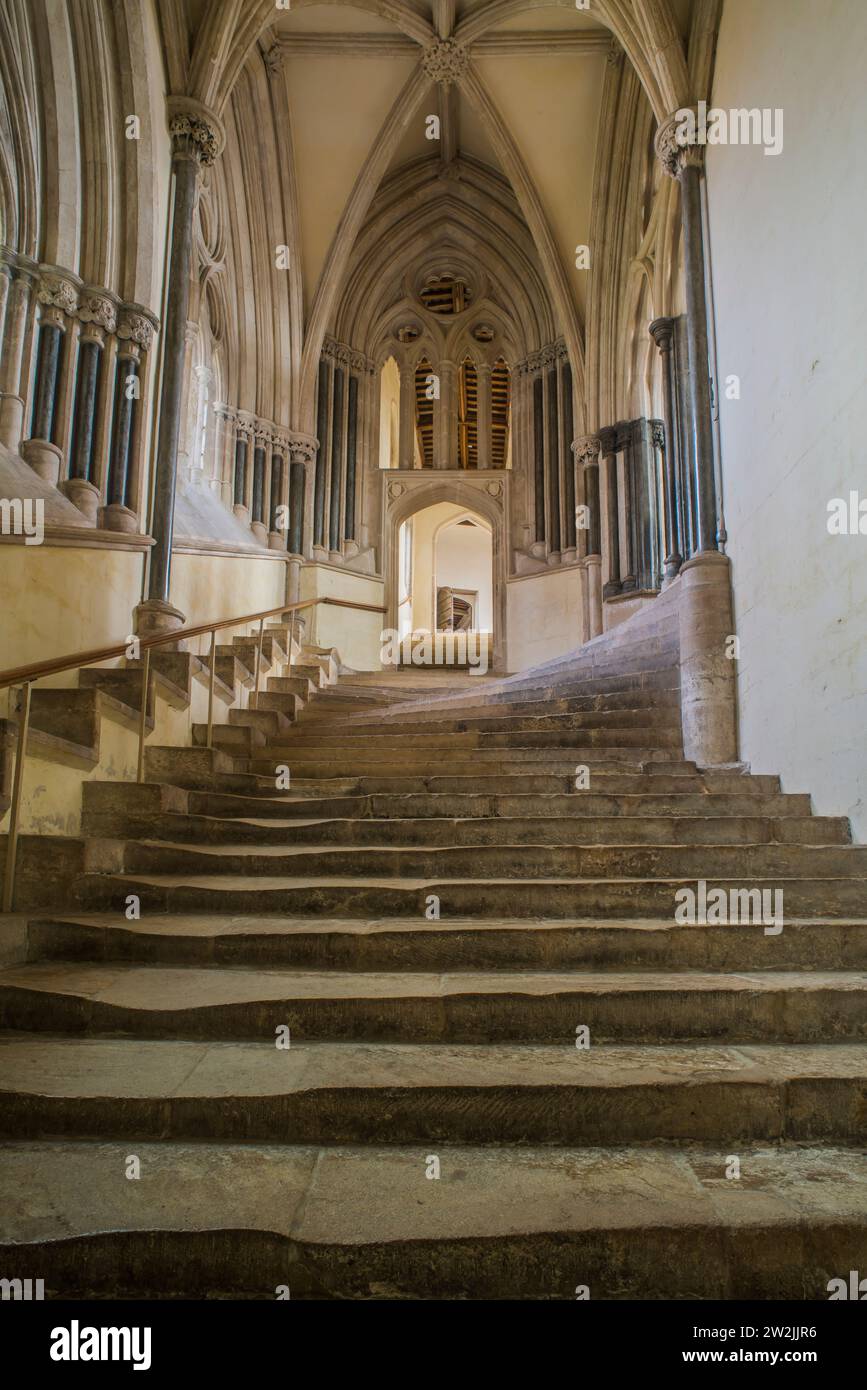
650, 316, 684, 582
655, 117, 719, 555
597, 418, 667, 599
519, 343, 576, 560
312, 339, 369, 561
106, 354, 137, 508
600, 425, 621, 598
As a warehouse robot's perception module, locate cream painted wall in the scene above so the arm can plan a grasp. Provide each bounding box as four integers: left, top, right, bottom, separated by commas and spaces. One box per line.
708, 0, 867, 837
0, 544, 145, 689
436, 520, 493, 630
170, 550, 287, 660
507, 566, 585, 671
300, 562, 385, 670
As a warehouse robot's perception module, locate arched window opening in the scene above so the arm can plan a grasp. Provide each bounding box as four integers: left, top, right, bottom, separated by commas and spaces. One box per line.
414, 358, 435, 467
457, 357, 478, 469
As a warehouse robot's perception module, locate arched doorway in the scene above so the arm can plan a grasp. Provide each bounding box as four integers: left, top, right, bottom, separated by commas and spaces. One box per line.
385, 476, 508, 671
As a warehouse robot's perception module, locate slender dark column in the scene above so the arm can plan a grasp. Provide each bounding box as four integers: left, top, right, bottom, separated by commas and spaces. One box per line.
532, 375, 545, 544
656, 122, 719, 554
107, 354, 138, 505
252, 444, 266, 524
562, 361, 576, 551
69, 336, 102, 480
344, 374, 358, 541
233, 435, 247, 506
650, 317, 683, 580
619, 424, 637, 591
585, 457, 601, 557
269, 453, 283, 532
146, 114, 216, 610
328, 365, 344, 552
679, 163, 718, 553
30, 323, 63, 441
546, 367, 560, 553
289, 457, 305, 555
313, 357, 329, 547
600, 426, 621, 598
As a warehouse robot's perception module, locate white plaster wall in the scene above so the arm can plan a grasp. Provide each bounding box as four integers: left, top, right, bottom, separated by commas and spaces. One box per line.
507, 566, 584, 671
436, 521, 493, 629
707, 0, 867, 838
300, 562, 385, 670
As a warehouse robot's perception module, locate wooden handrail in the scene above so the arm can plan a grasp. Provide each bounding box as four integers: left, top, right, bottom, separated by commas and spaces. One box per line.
0, 590, 387, 911
0, 595, 386, 689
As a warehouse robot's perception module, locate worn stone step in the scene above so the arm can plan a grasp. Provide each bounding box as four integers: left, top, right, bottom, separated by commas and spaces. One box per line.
3, 1036, 866, 1146
23, 912, 867, 972
294, 708, 682, 738
301, 689, 681, 724
73, 872, 867, 919
192, 722, 267, 753
2, 1140, 863, 1299
117, 839, 867, 882
3, 962, 866, 1042
75, 811, 850, 850
178, 787, 803, 823
269, 771, 781, 796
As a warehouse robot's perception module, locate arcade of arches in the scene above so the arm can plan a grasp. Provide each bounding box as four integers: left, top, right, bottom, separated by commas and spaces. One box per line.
0, 0, 866, 1301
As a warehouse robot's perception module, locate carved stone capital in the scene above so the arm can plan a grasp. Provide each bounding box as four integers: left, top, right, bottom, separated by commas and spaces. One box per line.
167, 97, 225, 167
37, 270, 79, 316
78, 288, 118, 334
422, 37, 469, 86
117, 304, 158, 351
655, 109, 706, 179
572, 434, 601, 467
287, 431, 317, 465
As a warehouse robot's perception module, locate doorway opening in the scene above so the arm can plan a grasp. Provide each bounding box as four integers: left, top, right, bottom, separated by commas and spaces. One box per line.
395, 502, 493, 670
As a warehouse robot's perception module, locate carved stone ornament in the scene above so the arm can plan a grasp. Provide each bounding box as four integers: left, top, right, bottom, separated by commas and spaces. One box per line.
36, 272, 78, 315
78, 290, 117, 334
572, 435, 601, 467
655, 109, 706, 178
117, 308, 156, 351
287, 433, 318, 465
485, 480, 503, 497
169, 113, 221, 166
422, 38, 469, 86
387, 480, 405, 500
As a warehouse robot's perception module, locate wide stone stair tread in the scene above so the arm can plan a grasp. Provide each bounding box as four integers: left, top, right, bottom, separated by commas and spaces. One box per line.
2, 1141, 867, 1298
3, 1035, 867, 1147
22, 912, 867, 971
3, 962, 867, 1045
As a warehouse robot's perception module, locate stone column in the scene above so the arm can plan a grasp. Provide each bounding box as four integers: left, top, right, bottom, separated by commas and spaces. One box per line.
476, 361, 492, 471
268, 446, 285, 550
251, 430, 268, 544
64, 291, 117, 523
600, 426, 621, 599
288, 436, 315, 559
656, 116, 718, 554
650, 316, 683, 583
398, 360, 415, 470
574, 434, 603, 637
344, 372, 359, 553
436, 359, 456, 469
232, 425, 249, 521
111, 306, 156, 528
0, 269, 34, 452
313, 358, 329, 553
328, 364, 344, 557
531, 369, 545, 557
102, 344, 140, 532
21, 273, 78, 485
136, 100, 223, 640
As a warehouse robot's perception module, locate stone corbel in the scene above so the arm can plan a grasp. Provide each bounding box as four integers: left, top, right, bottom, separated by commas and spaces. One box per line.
655, 108, 706, 180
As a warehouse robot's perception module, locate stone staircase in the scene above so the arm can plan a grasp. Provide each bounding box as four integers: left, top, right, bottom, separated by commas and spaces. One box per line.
1, 609, 867, 1299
